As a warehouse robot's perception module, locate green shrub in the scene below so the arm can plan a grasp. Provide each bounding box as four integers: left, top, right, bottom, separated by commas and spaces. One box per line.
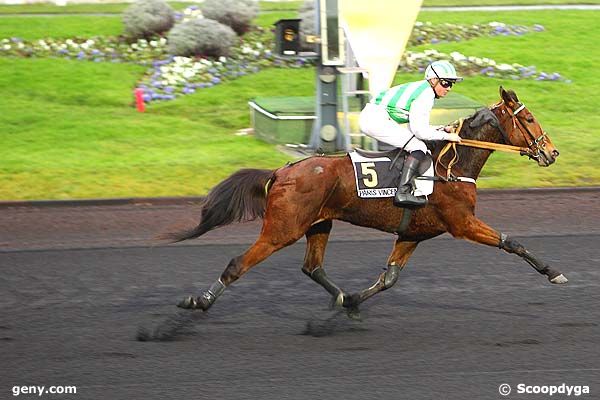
167, 18, 236, 57
200, 0, 258, 35
123, 0, 175, 40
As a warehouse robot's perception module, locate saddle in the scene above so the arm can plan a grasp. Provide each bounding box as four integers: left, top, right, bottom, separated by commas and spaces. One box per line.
349, 148, 433, 199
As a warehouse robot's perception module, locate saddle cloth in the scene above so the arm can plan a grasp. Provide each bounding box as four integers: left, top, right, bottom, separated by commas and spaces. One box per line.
349, 150, 434, 199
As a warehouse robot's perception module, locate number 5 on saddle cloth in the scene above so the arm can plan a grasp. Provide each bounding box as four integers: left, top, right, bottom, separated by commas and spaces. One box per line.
349, 148, 434, 199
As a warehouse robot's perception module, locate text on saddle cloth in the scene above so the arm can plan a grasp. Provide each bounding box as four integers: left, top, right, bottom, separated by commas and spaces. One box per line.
349, 151, 434, 199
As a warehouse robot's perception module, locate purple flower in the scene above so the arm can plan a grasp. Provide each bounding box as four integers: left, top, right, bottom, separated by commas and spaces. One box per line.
142, 94, 152, 102
211, 77, 221, 84
77, 51, 86, 59
165, 86, 175, 93
533, 24, 545, 32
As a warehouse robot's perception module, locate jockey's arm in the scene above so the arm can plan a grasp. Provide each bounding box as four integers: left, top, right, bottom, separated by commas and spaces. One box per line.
409, 93, 455, 142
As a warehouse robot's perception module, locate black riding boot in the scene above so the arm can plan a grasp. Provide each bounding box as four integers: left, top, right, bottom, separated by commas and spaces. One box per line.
393, 151, 427, 208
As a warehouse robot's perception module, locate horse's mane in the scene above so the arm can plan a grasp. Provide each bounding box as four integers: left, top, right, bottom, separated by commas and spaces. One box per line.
428, 106, 507, 178
430, 107, 504, 157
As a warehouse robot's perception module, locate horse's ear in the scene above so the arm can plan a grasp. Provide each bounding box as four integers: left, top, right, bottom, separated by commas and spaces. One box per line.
499, 86, 509, 102
499, 86, 517, 106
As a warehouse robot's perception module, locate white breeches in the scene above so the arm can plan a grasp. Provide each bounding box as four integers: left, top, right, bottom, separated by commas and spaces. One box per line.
359, 103, 428, 153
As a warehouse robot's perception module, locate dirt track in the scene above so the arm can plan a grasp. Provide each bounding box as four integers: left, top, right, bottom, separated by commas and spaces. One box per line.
1, 188, 599, 399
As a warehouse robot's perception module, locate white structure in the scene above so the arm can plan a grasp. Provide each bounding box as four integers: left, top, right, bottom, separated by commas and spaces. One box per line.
340, 0, 423, 96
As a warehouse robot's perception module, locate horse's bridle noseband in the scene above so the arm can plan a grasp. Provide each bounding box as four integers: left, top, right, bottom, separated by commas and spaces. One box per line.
495, 101, 549, 161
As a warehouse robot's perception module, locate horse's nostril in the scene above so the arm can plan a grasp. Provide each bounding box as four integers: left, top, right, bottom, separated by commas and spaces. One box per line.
552, 150, 560, 158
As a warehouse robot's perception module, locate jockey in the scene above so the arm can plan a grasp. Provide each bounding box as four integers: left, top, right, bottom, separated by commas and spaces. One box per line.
359, 60, 463, 207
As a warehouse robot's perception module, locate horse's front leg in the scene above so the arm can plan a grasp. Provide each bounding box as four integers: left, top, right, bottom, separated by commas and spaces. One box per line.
448, 214, 567, 284
343, 241, 418, 319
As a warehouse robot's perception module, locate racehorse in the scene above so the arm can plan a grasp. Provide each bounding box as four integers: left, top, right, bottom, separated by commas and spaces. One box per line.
170, 87, 564, 319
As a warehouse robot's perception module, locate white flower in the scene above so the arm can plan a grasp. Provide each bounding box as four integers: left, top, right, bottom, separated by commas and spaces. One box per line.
497, 63, 514, 71
424, 49, 439, 56
174, 56, 191, 65
450, 51, 466, 61
173, 66, 184, 74
242, 46, 252, 54
255, 43, 263, 49
159, 38, 167, 46
183, 70, 196, 79
3, 44, 10, 50
219, 56, 227, 63
17, 42, 24, 49
160, 66, 171, 73
150, 40, 158, 47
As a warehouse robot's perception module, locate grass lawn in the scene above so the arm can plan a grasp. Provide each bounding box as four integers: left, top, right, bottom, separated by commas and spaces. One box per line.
0, 6, 598, 200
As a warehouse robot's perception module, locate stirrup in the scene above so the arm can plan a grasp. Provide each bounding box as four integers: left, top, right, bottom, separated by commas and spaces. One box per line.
393, 192, 427, 207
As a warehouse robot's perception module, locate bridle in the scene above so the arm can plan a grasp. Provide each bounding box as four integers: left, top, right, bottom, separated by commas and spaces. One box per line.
491, 101, 549, 161
435, 101, 550, 181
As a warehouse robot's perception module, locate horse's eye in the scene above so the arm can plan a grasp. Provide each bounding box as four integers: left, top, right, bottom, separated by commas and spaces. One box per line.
526, 116, 534, 123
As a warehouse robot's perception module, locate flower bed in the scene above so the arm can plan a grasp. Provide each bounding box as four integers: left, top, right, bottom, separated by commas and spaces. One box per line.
0, 11, 568, 103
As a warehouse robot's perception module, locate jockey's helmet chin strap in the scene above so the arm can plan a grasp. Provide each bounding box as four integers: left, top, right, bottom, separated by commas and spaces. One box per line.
428, 79, 440, 99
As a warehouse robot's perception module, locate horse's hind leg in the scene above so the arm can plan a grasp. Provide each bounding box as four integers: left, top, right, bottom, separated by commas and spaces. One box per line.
301, 220, 347, 308
178, 227, 302, 310
179, 189, 324, 311
344, 240, 418, 319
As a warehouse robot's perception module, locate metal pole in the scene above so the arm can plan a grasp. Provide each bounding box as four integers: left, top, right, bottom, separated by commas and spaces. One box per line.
309, 0, 341, 153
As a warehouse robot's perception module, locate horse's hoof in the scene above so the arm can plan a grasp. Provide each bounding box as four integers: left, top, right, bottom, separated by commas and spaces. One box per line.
346, 306, 362, 321
549, 274, 568, 284
329, 292, 345, 310
177, 296, 197, 309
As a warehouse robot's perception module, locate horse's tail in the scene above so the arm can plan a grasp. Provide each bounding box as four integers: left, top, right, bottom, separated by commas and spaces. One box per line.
163, 168, 275, 243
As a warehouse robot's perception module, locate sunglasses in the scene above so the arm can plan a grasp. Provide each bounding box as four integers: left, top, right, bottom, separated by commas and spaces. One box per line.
440, 79, 454, 88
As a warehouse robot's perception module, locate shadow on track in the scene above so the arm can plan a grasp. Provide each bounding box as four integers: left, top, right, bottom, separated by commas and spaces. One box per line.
301, 310, 368, 337
136, 310, 207, 342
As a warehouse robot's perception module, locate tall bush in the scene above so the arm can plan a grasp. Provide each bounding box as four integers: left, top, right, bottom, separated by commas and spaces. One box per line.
123, 0, 175, 40
200, 0, 258, 35
167, 18, 237, 57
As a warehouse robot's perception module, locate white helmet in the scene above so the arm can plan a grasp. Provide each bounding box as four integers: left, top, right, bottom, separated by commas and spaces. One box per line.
425, 60, 463, 82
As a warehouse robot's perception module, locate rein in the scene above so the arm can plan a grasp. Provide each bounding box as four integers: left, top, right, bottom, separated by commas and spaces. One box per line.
435, 105, 535, 181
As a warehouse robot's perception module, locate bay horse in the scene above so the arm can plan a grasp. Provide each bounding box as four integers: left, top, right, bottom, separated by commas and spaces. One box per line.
171, 87, 564, 319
